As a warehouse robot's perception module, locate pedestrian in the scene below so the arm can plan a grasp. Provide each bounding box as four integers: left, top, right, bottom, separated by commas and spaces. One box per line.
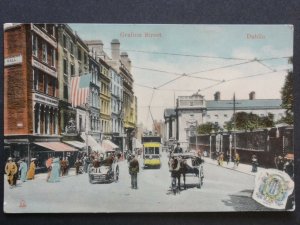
60, 157, 68, 176
284, 159, 294, 180
27, 158, 36, 180
19, 159, 28, 183
5, 157, 18, 188
217, 153, 224, 166
129, 154, 139, 189
168, 155, 181, 193
74, 158, 81, 175
65, 157, 69, 175
234, 153, 240, 167
12, 158, 20, 186
48, 158, 60, 183
174, 143, 183, 154
277, 156, 284, 171
274, 154, 278, 169
225, 151, 230, 165
46, 157, 53, 182
251, 154, 258, 172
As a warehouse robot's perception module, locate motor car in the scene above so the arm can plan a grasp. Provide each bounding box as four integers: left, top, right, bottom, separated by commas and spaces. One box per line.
88, 154, 119, 184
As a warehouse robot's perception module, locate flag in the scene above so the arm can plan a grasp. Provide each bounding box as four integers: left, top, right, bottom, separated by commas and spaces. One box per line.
70, 74, 91, 108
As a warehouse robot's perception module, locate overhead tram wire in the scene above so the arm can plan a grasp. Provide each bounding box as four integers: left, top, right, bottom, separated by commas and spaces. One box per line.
103, 47, 250, 60
195, 69, 289, 94
104, 47, 292, 61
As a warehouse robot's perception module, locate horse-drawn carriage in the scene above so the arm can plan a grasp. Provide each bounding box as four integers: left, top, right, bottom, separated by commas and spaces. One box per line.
168, 152, 204, 194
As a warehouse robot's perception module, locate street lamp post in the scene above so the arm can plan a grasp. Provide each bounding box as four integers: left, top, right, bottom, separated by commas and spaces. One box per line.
85, 101, 89, 155
209, 135, 212, 159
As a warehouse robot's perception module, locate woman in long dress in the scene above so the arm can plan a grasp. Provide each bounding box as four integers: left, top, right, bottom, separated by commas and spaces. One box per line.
27, 159, 36, 180
48, 158, 60, 183
19, 159, 28, 182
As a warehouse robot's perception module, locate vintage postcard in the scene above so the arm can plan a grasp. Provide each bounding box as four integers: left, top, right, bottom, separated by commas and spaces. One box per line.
3, 24, 294, 213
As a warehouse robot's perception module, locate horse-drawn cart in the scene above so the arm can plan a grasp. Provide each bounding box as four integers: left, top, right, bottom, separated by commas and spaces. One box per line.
169, 152, 204, 194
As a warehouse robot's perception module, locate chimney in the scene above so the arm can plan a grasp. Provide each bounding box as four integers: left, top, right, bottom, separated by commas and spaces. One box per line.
249, 91, 255, 100
111, 39, 120, 61
85, 40, 103, 57
214, 91, 220, 101
120, 52, 131, 72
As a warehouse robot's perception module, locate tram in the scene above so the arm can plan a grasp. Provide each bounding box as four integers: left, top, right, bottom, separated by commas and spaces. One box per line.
142, 135, 161, 168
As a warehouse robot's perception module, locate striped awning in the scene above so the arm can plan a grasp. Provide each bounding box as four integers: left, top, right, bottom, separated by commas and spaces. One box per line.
80, 133, 104, 153
102, 140, 119, 151
34, 142, 77, 152
63, 141, 86, 150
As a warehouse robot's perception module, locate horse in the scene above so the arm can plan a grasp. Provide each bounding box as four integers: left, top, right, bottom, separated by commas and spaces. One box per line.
169, 156, 202, 193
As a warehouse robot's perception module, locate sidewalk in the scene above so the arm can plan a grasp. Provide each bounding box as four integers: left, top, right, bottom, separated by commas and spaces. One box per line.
34, 168, 78, 180
203, 157, 263, 176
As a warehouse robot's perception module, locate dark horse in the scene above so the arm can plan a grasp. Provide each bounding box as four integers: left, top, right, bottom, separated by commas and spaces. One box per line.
169, 156, 202, 193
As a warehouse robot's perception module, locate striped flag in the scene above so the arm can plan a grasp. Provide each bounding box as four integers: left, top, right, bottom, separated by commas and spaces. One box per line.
70, 74, 91, 107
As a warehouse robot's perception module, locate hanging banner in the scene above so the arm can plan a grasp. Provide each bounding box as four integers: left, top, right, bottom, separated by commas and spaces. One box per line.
252, 169, 294, 210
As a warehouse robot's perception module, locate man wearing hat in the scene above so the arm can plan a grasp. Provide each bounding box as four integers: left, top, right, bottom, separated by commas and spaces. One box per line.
174, 143, 183, 154
129, 154, 139, 189
5, 157, 18, 188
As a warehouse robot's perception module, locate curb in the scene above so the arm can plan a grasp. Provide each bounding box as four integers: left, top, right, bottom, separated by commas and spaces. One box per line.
204, 159, 259, 176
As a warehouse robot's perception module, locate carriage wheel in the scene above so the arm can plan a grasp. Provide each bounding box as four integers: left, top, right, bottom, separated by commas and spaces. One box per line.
197, 166, 204, 189
89, 175, 93, 184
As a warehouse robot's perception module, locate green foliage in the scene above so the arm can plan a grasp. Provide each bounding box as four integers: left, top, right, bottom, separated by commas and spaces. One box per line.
197, 122, 215, 134
280, 71, 293, 125
226, 112, 275, 132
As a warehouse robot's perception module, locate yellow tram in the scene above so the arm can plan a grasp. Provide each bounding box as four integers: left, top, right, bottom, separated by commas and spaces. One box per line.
142, 135, 161, 168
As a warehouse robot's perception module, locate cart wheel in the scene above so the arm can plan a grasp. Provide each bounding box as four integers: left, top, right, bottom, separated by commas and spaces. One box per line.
197, 166, 204, 189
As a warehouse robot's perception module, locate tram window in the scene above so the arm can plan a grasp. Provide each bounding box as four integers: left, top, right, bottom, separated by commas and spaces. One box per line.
155, 147, 159, 154
145, 147, 154, 154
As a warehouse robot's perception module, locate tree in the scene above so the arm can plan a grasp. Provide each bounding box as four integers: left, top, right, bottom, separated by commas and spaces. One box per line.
280, 71, 293, 124
227, 112, 275, 132
197, 122, 214, 134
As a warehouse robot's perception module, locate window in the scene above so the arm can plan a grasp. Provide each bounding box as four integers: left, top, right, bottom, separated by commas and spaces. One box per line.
63, 34, 67, 49
52, 79, 56, 97
44, 75, 48, 94
32, 34, 38, 56
84, 53, 87, 64
63, 84, 68, 99
70, 64, 74, 76
51, 48, 56, 67
33, 69, 39, 90
78, 49, 82, 61
51, 25, 55, 37
70, 41, 74, 55
63, 59, 68, 75
42, 43, 47, 63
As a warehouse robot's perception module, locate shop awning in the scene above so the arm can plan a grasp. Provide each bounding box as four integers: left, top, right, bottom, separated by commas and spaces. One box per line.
102, 140, 119, 151
80, 133, 104, 153
63, 141, 86, 150
34, 142, 77, 152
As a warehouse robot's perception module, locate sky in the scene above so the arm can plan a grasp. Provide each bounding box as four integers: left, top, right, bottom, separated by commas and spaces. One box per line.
69, 24, 293, 129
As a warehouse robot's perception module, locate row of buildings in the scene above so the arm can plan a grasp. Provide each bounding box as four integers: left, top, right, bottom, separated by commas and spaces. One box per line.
163, 91, 285, 148
4, 23, 137, 165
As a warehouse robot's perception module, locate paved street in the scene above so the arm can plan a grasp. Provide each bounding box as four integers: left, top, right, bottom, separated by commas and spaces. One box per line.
4, 152, 276, 213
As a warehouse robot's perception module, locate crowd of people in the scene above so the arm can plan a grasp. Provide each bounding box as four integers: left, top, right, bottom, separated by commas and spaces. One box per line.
4, 157, 37, 188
